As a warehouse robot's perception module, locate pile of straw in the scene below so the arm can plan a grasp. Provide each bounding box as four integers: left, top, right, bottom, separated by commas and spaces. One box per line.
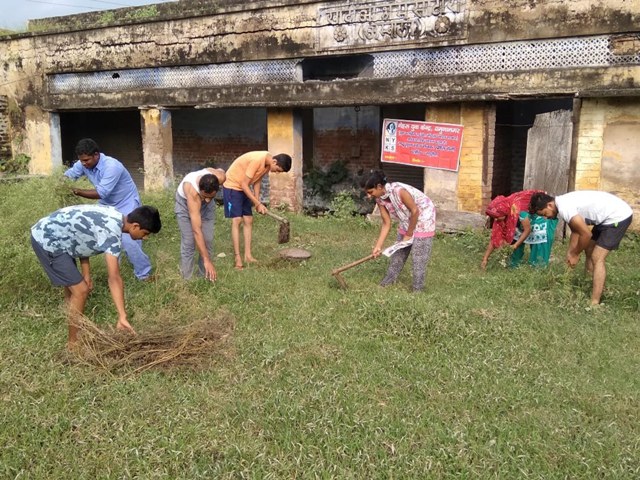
71, 311, 235, 376
53, 176, 78, 208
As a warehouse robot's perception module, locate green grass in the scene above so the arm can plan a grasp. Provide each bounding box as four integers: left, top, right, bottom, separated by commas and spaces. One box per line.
1, 176, 639, 478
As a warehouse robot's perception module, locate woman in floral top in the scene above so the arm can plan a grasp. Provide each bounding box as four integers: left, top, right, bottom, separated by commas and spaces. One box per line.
363, 170, 436, 292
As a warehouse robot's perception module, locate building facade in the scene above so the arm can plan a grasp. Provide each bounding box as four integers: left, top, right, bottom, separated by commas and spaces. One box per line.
0, 0, 638, 225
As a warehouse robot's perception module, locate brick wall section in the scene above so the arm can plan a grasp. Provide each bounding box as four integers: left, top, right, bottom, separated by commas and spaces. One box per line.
574, 99, 604, 190
577, 97, 640, 230
457, 104, 487, 212
313, 128, 379, 173
172, 135, 266, 177
171, 108, 267, 178
0, 96, 11, 161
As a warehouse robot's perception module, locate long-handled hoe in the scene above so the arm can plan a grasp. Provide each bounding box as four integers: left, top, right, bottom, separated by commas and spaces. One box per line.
331, 254, 376, 289
265, 210, 290, 244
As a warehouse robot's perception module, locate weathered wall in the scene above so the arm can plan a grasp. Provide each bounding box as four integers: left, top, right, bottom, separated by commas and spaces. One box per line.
576, 98, 640, 229
424, 103, 461, 210
267, 109, 304, 211
141, 108, 174, 191
22, 0, 640, 72
0, 96, 11, 161
171, 108, 267, 177
312, 106, 379, 173
0, 0, 638, 221
424, 102, 493, 213
1, 0, 638, 112
457, 103, 491, 212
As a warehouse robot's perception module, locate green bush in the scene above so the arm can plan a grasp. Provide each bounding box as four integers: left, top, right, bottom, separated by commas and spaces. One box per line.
0, 153, 30, 174
305, 160, 350, 199
330, 190, 357, 218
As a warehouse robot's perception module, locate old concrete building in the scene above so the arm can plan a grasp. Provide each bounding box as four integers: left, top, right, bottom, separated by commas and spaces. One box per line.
0, 0, 638, 226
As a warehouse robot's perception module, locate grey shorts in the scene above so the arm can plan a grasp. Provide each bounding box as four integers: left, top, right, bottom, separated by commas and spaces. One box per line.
31, 235, 83, 287
592, 215, 632, 250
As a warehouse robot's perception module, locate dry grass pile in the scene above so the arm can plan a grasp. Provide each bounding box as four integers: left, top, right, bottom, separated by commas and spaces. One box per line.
52, 176, 79, 208
71, 311, 235, 375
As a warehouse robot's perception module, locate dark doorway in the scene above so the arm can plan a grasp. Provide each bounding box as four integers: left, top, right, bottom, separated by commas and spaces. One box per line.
60, 110, 144, 188
493, 98, 573, 197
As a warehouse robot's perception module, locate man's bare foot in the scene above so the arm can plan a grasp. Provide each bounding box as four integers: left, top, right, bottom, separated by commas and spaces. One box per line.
245, 256, 258, 264
234, 254, 243, 269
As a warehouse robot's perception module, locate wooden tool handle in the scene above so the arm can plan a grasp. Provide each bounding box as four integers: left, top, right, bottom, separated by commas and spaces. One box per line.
332, 254, 375, 275
265, 210, 288, 224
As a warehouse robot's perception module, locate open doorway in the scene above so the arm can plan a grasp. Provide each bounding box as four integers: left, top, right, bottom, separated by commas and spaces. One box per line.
60, 110, 144, 187
492, 98, 573, 197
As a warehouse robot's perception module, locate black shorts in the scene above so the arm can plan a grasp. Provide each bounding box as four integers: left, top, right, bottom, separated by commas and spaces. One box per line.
31, 235, 83, 287
591, 215, 632, 250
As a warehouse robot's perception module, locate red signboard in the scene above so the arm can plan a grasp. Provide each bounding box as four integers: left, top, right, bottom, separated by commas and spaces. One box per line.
381, 119, 464, 172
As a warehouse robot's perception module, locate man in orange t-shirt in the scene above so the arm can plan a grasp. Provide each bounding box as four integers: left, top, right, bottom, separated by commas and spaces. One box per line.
222, 151, 292, 269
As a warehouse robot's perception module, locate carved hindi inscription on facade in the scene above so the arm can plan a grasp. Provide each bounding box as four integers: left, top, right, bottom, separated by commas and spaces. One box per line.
317, 0, 467, 50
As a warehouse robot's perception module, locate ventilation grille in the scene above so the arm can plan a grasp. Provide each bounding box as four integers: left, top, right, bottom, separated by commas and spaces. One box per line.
49, 35, 640, 94
50, 60, 301, 94
372, 36, 640, 78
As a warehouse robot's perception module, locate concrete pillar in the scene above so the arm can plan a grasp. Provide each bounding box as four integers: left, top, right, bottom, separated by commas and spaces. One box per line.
267, 108, 303, 212
458, 103, 494, 213
25, 107, 62, 174
425, 102, 494, 213
573, 98, 604, 191
140, 107, 174, 191
424, 103, 461, 210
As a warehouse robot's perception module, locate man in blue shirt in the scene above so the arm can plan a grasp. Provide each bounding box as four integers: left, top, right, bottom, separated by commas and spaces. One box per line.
65, 138, 154, 281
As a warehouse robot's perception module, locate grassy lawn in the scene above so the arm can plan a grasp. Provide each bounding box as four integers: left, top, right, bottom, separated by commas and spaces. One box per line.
1, 176, 639, 478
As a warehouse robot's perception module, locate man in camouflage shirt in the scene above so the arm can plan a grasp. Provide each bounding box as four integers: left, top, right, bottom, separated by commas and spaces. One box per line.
31, 204, 161, 349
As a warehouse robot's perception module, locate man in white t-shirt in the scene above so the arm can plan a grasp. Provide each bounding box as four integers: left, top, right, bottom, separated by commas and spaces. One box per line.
529, 191, 633, 305
175, 167, 226, 281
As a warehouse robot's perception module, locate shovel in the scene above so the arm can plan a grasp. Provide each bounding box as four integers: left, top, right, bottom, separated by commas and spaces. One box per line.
264, 210, 290, 244
331, 254, 376, 289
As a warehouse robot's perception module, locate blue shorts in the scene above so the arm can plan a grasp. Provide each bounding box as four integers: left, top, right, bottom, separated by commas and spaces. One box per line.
31, 235, 83, 287
223, 188, 253, 218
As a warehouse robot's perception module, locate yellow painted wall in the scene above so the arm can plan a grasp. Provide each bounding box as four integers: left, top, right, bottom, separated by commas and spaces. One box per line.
457, 104, 487, 212
576, 98, 640, 229
267, 109, 303, 212
425, 102, 491, 213
25, 106, 55, 175
141, 108, 174, 191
